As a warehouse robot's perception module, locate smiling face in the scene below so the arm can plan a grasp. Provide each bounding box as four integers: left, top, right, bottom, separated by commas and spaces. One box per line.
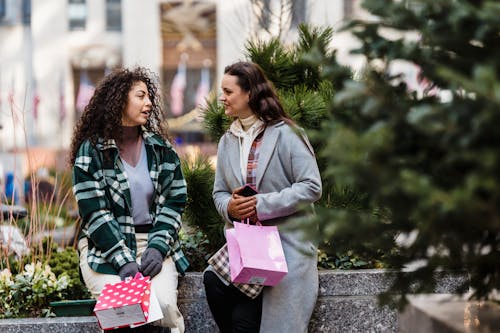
121, 81, 152, 126
219, 74, 253, 119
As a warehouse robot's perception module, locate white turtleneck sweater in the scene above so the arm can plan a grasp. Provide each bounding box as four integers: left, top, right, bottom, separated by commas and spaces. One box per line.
229, 115, 265, 182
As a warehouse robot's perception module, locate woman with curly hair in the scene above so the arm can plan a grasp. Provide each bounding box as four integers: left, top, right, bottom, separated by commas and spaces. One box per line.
70, 67, 188, 333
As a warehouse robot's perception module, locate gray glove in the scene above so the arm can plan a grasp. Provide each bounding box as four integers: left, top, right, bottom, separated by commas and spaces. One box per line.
118, 262, 140, 281
140, 248, 163, 278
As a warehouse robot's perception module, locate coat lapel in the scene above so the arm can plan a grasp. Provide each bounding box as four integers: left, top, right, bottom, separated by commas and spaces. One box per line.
227, 135, 244, 184
256, 123, 280, 189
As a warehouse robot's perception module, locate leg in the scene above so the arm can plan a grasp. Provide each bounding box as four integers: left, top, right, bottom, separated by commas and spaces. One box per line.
136, 234, 184, 332
231, 288, 263, 333
203, 270, 263, 333
80, 239, 172, 333
203, 270, 235, 333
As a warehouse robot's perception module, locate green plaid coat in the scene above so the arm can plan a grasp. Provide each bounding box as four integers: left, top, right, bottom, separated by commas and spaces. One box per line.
72, 130, 189, 275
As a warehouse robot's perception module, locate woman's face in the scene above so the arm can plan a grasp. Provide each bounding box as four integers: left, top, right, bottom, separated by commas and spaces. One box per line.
122, 81, 152, 127
219, 74, 253, 118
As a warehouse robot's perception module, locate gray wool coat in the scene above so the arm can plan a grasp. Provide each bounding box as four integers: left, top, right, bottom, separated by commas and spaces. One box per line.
213, 120, 322, 333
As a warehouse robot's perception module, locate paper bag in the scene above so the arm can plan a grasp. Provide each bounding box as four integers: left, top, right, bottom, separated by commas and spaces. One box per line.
227, 221, 288, 286
94, 273, 163, 330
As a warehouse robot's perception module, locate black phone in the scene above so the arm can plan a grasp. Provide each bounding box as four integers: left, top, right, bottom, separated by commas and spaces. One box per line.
239, 184, 258, 197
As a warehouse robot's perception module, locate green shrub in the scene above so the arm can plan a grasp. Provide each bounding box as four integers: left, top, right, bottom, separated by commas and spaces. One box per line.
49, 247, 91, 300
180, 229, 211, 272
181, 156, 225, 255
0, 262, 70, 318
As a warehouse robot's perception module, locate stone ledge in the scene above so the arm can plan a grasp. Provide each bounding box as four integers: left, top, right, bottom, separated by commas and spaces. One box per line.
0, 316, 100, 333
178, 269, 469, 299
0, 270, 468, 333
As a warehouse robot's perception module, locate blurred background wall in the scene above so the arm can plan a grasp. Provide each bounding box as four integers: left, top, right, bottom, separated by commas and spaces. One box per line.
0, 0, 367, 191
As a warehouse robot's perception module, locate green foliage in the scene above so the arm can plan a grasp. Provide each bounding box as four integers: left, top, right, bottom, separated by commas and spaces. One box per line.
48, 247, 91, 300
1, 236, 90, 306
181, 156, 225, 254
312, 0, 500, 308
245, 38, 298, 91
278, 85, 328, 130
0, 262, 70, 318
201, 95, 232, 142
318, 248, 382, 270
180, 230, 211, 272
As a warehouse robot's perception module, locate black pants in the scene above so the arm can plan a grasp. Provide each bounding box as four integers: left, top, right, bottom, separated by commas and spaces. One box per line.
203, 271, 263, 333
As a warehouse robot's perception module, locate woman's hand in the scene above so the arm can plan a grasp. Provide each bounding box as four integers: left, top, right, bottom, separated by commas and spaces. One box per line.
228, 187, 257, 221
118, 262, 140, 281
140, 248, 163, 278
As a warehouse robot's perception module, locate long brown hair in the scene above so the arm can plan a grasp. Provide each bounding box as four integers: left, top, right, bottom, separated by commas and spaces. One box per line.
69, 67, 166, 164
224, 61, 292, 124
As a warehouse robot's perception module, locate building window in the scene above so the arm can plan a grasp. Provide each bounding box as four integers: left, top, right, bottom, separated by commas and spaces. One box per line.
106, 0, 121, 31
0, 0, 17, 26
68, 0, 86, 30
0, 0, 6, 19
22, 0, 31, 25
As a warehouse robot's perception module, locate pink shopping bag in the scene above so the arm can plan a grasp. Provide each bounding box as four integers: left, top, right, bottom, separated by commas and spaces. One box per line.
226, 220, 288, 286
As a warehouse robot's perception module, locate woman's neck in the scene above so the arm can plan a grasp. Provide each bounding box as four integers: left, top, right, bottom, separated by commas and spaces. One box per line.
239, 114, 258, 131
118, 126, 141, 145
117, 126, 142, 166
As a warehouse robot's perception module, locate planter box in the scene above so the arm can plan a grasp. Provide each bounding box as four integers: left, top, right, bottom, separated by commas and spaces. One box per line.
49, 299, 96, 317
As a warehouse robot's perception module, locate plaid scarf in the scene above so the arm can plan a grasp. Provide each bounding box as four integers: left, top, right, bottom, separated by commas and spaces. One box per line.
245, 131, 264, 187
208, 244, 264, 299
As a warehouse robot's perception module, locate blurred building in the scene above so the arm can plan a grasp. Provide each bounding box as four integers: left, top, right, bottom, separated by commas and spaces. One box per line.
0, 0, 365, 153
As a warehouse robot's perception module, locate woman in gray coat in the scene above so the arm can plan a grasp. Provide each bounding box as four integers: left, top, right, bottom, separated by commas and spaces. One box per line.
203, 61, 322, 332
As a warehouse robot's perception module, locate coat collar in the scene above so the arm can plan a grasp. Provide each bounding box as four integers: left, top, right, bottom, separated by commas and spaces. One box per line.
93, 128, 169, 210
94, 128, 170, 151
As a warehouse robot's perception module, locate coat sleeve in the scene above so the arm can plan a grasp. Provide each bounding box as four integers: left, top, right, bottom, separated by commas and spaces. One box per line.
72, 141, 135, 271
256, 127, 322, 221
213, 135, 234, 223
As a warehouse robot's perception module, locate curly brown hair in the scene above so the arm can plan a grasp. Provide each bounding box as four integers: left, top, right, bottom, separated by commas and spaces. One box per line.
69, 67, 167, 164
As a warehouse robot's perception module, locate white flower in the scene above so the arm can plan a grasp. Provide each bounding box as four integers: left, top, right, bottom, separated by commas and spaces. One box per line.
56, 274, 70, 290
0, 269, 13, 286
24, 263, 35, 277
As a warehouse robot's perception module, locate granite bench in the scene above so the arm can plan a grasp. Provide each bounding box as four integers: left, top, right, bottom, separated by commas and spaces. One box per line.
0, 270, 468, 333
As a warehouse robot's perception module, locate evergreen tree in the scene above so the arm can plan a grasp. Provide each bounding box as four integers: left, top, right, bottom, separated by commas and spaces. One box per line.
312, 0, 500, 307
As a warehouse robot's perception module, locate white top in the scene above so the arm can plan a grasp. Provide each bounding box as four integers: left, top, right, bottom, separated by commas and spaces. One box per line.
122, 141, 154, 226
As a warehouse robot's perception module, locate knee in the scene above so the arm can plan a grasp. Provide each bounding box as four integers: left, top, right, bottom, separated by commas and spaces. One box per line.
204, 270, 230, 300
203, 270, 219, 288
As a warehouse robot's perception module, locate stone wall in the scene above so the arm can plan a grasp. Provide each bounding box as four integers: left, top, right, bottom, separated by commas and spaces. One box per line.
0, 270, 468, 333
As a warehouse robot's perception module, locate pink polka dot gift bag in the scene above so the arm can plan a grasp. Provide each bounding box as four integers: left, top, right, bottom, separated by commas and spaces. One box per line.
93, 273, 163, 330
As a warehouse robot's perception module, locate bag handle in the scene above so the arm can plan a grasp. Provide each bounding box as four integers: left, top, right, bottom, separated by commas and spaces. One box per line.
125, 272, 145, 282
241, 218, 262, 226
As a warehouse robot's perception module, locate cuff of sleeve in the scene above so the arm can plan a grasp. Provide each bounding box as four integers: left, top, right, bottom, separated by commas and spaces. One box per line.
148, 242, 170, 258
224, 198, 233, 224
105, 241, 136, 271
